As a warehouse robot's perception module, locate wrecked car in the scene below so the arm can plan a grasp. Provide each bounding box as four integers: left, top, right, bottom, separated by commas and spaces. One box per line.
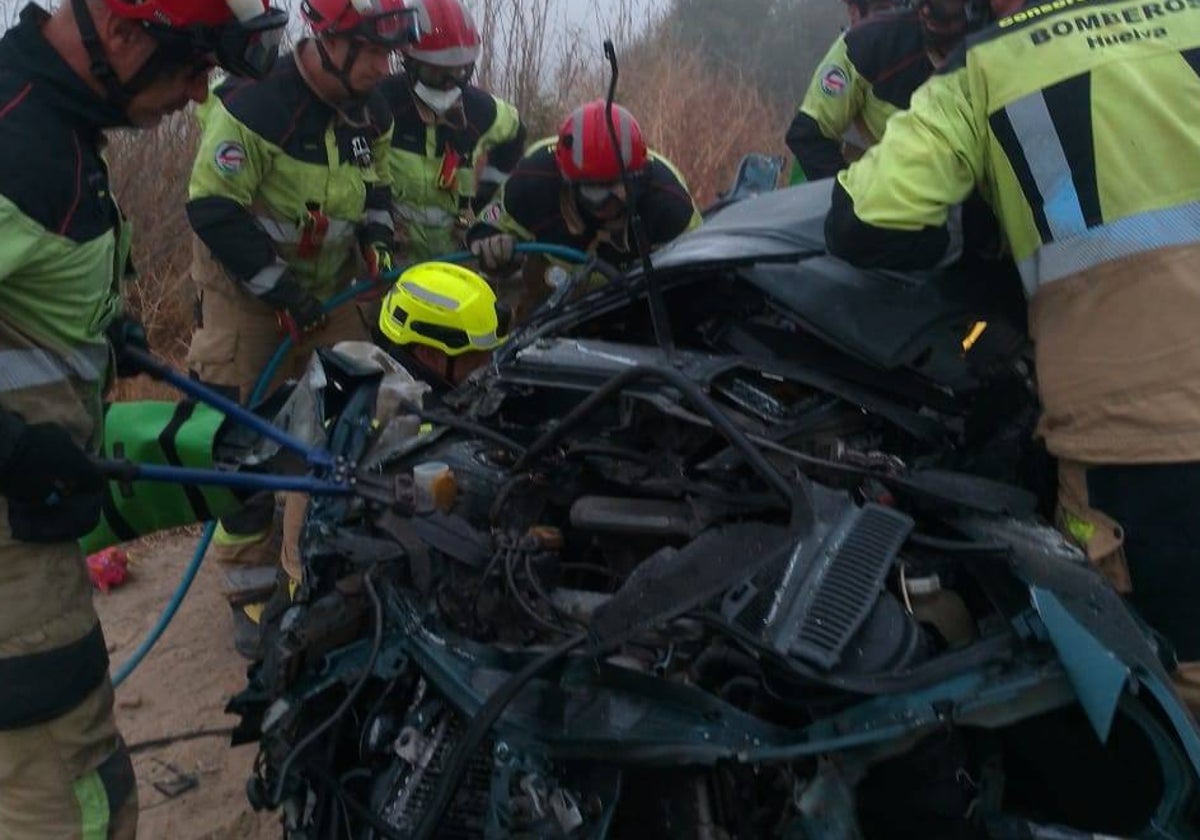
229, 179, 1200, 839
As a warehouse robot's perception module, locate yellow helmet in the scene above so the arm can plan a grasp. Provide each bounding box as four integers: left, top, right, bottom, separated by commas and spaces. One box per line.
378, 262, 511, 356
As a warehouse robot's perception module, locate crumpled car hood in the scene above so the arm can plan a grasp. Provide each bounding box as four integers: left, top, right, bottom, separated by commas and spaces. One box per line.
643, 179, 834, 270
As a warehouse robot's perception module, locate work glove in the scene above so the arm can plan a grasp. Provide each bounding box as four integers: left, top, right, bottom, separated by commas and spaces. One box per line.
359, 221, 395, 280
105, 313, 150, 378
469, 233, 518, 274
261, 274, 326, 343
0, 417, 103, 505
363, 240, 393, 281
357, 221, 397, 302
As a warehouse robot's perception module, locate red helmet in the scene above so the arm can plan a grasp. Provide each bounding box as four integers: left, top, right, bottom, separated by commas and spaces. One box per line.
301, 0, 417, 45
101, 0, 287, 77
555, 101, 649, 183
403, 0, 482, 67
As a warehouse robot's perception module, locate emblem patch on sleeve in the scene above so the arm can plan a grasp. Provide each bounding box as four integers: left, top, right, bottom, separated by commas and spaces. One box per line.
214, 141, 247, 175
820, 65, 849, 97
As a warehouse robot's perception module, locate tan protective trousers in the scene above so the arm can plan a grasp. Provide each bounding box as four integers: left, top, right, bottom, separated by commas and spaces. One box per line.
187, 268, 372, 566
0, 529, 136, 839
186, 268, 372, 403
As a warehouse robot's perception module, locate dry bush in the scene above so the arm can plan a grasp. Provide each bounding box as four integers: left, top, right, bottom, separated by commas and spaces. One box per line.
107, 112, 200, 359
617, 40, 791, 205
468, 0, 659, 139
105, 112, 201, 399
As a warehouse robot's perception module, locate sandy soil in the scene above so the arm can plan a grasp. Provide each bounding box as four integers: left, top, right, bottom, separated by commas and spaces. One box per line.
94, 533, 279, 840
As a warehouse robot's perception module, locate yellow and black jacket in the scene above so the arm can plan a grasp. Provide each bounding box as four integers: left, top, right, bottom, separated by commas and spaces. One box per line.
380, 77, 525, 260
787, 10, 933, 180
0, 5, 127, 731
465, 139, 702, 271
187, 49, 394, 303
828, 0, 1200, 463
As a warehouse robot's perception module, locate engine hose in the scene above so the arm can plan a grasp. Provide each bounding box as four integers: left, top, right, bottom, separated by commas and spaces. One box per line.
111, 242, 587, 688
511, 364, 815, 533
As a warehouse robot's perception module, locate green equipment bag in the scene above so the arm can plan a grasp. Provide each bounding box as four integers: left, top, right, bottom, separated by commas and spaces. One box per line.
80, 400, 242, 553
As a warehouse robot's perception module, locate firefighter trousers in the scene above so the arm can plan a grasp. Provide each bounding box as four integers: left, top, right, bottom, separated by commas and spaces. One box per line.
0, 529, 136, 839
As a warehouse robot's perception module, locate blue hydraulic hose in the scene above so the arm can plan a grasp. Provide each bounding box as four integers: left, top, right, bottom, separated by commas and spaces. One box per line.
111, 243, 588, 687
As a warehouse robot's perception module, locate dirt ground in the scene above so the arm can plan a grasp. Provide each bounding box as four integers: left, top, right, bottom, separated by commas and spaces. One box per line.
94, 533, 279, 840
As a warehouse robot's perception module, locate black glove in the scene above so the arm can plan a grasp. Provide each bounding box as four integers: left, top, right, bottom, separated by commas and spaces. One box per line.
260, 274, 326, 342
0, 419, 103, 505
358, 221, 395, 283
106, 313, 150, 378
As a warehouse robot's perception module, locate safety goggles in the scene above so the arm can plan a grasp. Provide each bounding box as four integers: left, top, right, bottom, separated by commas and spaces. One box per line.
145, 6, 288, 79
575, 181, 628, 213
350, 11, 419, 46
412, 61, 475, 91
338, 0, 419, 47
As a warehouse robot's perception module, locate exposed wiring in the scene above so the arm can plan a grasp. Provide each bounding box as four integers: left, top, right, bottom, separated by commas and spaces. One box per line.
471, 545, 510, 634
270, 568, 385, 807
411, 632, 588, 840
403, 403, 526, 454
306, 761, 407, 840
357, 673, 403, 762
511, 365, 811, 531
522, 552, 584, 631
505, 548, 570, 636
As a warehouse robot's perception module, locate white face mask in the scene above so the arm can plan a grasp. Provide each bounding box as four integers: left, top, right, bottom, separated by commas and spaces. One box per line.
413, 81, 463, 114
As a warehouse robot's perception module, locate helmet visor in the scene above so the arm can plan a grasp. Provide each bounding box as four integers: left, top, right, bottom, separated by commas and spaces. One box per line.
346, 1, 419, 46
146, 5, 287, 78
214, 7, 287, 77
413, 60, 474, 90
575, 181, 628, 213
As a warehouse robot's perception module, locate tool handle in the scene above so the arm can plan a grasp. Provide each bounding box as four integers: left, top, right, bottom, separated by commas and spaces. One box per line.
94, 459, 353, 497
120, 347, 335, 470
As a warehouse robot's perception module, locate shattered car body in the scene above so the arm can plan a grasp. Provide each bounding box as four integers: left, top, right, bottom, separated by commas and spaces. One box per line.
231, 180, 1200, 838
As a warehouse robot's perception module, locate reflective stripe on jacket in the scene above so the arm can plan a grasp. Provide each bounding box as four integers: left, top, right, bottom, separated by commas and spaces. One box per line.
830, 0, 1200, 462
381, 79, 525, 260
187, 49, 394, 301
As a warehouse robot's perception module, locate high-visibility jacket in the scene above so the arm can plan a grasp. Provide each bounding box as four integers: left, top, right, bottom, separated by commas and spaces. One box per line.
0, 4, 127, 731
0, 5, 126, 505
787, 11, 933, 181
380, 78, 525, 260
466, 139, 702, 271
827, 0, 1200, 463
187, 48, 395, 303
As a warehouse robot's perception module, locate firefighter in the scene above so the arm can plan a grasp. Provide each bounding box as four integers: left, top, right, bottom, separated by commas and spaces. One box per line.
379, 0, 526, 261
0, 0, 285, 834
786, 0, 972, 182
185, 0, 411, 604
375, 261, 510, 391
465, 100, 701, 318
278, 262, 509, 584
825, 0, 1200, 710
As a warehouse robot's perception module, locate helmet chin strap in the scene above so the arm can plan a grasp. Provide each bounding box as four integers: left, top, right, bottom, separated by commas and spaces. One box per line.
314, 37, 363, 101
71, 0, 176, 115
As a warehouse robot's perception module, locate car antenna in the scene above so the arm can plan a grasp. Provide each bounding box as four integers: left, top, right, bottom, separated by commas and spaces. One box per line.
602, 39, 675, 355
